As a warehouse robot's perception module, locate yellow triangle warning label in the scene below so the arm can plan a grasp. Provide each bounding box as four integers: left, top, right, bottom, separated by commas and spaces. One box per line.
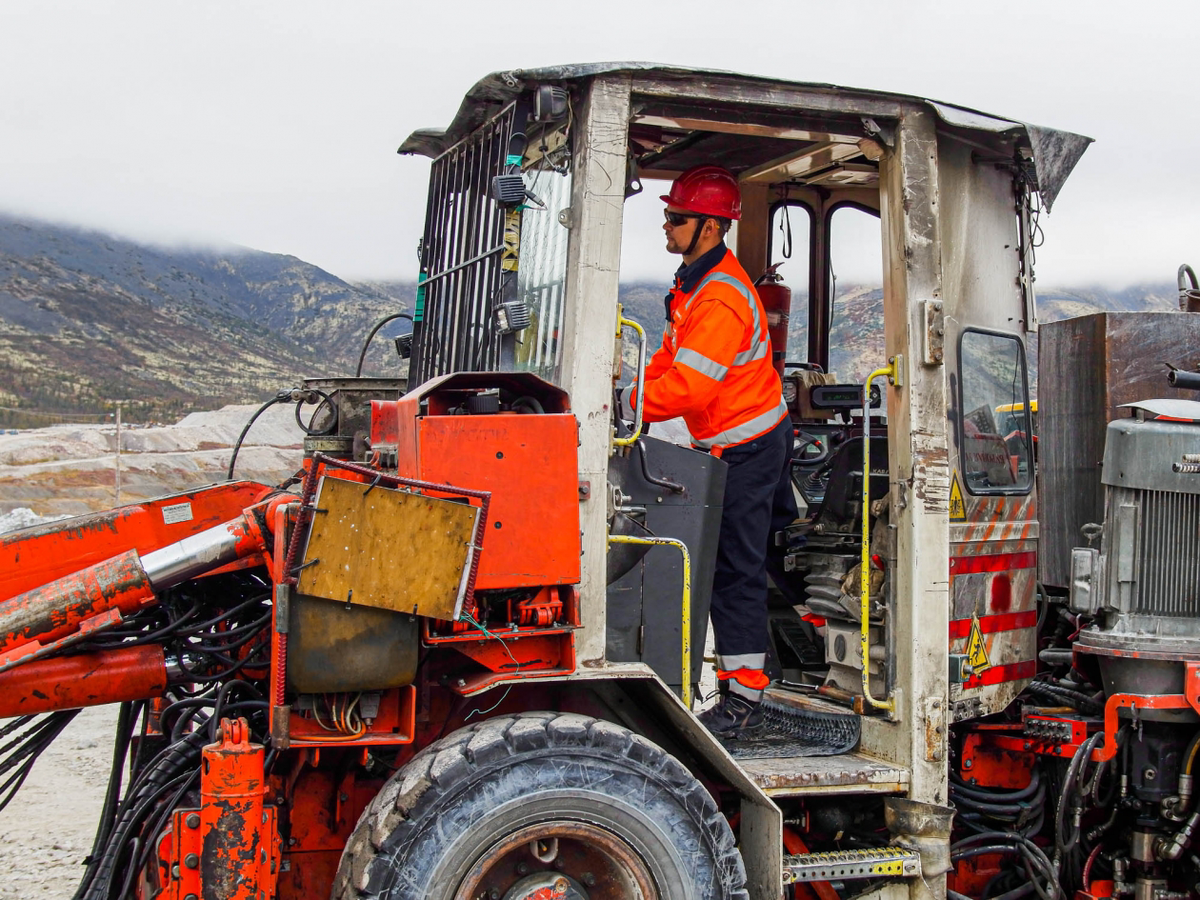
949, 471, 967, 522
966, 617, 992, 674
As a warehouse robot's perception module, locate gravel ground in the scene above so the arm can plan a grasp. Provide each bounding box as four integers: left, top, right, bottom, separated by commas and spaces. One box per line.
0, 707, 117, 900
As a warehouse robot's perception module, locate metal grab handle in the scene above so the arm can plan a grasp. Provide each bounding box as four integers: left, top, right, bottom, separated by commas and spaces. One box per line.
860, 364, 896, 713
608, 534, 693, 709
613, 316, 647, 449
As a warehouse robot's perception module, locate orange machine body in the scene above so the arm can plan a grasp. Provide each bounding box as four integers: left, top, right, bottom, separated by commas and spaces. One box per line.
0, 481, 275, 602
376, 372, 580, 590
161, 718, 280, 900
0, 645, 168, 717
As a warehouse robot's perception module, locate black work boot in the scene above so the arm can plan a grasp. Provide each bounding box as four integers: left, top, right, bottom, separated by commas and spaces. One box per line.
697, 692, 765, 739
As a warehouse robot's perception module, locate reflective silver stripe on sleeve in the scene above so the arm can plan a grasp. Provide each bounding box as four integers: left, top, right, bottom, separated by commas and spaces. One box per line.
717, 653, 767, 670
731, 342, 768, 366
686, 271, 767, 369
675, 347, 729, 380
693, 398, 789, 450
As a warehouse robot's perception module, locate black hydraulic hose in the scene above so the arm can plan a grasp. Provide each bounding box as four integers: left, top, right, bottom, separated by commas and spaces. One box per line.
83, 730, 209, 899
355, 312, 414, 376
953, 767, 1042, 802
73, 703, 138, 900
129, 769, 199, 880
226, 394, 286, 480
1055, 732, 1102, 864
294, 388, 336, 436
1027, 681, 1103, 714
953, 832, 1060, 900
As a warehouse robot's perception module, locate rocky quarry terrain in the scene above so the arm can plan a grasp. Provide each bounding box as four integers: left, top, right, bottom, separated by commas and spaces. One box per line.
0, 402, 306, 522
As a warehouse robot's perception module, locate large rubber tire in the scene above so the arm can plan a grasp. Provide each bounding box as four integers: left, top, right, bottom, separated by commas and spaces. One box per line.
333, 712, 748, 900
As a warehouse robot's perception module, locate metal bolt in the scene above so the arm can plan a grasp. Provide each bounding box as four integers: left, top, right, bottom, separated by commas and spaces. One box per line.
516, 862, 529, 875
554, 878, 569, 894
288, 837, 298, 846
184, 894, 198, 900
1145, 767, 1158, 782
171, 864, 180, 879
339, 793, 349, 803
963, 759, 973, 769
456, 678, 466, 688
185, 813, 200, 828
184, 853, 200, 869
583, 872, 596, 887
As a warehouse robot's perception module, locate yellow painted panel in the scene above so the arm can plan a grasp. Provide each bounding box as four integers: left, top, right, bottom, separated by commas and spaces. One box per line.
297, 476, 478, 620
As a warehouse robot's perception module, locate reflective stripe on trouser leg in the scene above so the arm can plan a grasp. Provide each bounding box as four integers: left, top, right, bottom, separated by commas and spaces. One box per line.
709, 415, 792, 661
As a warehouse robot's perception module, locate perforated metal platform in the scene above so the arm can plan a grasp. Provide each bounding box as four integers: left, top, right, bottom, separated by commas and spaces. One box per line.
721, 697, 860, 759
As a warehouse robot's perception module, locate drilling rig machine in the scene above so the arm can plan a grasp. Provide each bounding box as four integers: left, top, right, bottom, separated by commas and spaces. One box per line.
3, 63, 1199, 900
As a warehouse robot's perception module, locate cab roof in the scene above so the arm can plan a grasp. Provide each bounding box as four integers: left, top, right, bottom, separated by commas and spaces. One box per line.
399, 62, 1091, 211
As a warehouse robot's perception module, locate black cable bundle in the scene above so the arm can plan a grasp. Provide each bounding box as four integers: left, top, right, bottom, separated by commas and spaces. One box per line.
60, 571, 276, 899
0, 709, 80, 813
73, 681, 271, 900
949, 830, 1062, 900
951, 766, 1047, 838
80, 572, 274, 684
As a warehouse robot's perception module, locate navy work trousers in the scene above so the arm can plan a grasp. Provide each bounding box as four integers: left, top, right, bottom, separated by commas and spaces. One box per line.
709, 414, 796, 659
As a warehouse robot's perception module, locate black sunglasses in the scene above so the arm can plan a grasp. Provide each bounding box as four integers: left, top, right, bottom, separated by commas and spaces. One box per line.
663, 211, 707, 227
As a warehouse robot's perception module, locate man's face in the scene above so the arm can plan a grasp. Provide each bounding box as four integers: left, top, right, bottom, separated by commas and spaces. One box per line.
663, 204, 703, 255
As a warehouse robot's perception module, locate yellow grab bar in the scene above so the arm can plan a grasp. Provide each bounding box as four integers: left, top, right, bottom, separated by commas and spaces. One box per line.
608, 533, 693, 709
613, 316, 647, 449
860, 364, 895, 713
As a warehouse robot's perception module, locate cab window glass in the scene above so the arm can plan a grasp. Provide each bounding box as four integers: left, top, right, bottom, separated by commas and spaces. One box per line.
959, 330, 1034, 494
514, 159, 572, 377
767, 201, 812, 366
827, 204, 884, 386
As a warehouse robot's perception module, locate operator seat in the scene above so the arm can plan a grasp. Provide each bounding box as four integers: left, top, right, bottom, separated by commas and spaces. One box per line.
808, 434, 889, 535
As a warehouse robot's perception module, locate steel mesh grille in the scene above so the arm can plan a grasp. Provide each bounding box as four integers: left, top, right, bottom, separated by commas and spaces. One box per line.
1134, 488, 1200, 616
410, 104, 515, 385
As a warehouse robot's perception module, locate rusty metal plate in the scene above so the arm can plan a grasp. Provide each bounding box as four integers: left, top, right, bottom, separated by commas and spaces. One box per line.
287, 593, 419, 693
298, 476, 478, 619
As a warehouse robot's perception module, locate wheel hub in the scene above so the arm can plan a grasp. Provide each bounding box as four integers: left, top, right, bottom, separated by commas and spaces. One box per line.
454, 819, 658, 900
502, 873, 587, 900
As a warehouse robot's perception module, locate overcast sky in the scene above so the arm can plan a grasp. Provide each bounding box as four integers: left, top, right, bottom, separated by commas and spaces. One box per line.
2, 1, 1197, 289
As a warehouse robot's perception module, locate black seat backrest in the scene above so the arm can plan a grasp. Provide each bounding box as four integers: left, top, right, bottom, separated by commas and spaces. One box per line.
809, 434, 889, 534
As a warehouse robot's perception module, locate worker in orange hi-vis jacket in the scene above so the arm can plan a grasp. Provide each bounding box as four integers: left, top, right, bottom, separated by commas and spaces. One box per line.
619, 165, 796, 738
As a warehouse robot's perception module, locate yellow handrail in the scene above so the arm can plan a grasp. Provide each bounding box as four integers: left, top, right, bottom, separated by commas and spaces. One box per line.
613, 316, 647, 449
860, 364, 895, 713
608, 534, 693, 708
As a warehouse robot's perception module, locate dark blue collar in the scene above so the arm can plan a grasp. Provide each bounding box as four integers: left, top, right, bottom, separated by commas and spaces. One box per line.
674, 241, 728, 295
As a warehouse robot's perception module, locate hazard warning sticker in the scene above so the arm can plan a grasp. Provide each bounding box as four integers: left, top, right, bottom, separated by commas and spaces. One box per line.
949, 471, 966, 522
966, 616, 992, 675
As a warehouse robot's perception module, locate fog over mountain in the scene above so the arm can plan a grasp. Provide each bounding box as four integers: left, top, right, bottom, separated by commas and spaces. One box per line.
0, 215, 1180, 429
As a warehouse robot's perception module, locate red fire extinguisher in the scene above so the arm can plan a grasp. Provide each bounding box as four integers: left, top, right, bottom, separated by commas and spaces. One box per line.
755, 263, 791, 379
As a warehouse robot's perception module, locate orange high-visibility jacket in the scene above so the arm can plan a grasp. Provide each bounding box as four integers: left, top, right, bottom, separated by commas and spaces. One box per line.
633, 248, 788, 453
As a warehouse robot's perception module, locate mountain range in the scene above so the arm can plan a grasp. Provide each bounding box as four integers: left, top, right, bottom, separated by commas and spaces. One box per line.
0, 214, 1180, 428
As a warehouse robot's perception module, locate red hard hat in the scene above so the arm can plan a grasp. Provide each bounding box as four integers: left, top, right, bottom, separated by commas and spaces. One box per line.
660, 165, 742, 220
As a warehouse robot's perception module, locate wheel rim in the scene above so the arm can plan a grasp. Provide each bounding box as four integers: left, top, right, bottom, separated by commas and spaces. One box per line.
453, 819, 659, 900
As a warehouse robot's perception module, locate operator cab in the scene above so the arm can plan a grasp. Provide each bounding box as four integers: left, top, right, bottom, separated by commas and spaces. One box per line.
399, 63, 1087, 726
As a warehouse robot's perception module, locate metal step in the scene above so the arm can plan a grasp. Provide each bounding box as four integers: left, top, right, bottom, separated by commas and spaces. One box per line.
782, 847, 921, 884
